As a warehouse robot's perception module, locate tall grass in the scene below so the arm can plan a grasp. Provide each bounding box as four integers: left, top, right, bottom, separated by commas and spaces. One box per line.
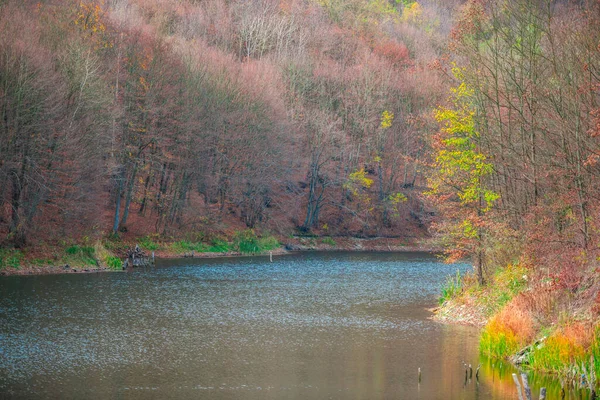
528, 324, 599, 390
233, 230, 280, 254
105, 256, 122, 270
439, 270, 462, 305
208, 239, 230, 252
64, 245, 97, 266
479, 299, 534, 359
170, 239, 232, 254
94, 240, 121, 270
480, 320, 521, 359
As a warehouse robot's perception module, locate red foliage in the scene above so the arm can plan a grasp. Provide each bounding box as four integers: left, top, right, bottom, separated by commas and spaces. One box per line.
373, 39, 410, 66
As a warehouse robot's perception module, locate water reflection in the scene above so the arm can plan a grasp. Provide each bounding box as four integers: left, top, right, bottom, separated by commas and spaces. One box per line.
0, 252, 588, 399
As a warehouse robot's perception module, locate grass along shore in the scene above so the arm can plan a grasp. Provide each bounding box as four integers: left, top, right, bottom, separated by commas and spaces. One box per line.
0, 233, 432, 276
435, 263, 600, 394
0, 230, 281, 275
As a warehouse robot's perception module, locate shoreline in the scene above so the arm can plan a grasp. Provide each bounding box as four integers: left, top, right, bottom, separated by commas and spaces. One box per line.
0, 238, 438, 276
431, 279, 600, 395
431, 299, 488, 328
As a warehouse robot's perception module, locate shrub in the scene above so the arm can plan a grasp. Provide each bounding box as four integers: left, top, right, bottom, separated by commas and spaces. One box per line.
234, 230, 260, 254
258, 236, 280, 251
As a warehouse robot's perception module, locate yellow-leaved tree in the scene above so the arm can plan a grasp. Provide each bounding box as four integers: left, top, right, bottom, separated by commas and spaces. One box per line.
428, 67, 498, 285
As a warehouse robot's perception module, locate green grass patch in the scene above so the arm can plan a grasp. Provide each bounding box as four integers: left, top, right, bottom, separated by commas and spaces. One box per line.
105, 256, 122, 270
233, 230, 280, 254
234, 230, 260, 253
94, 240, 122, 270
257, 236, 280, 251
0, 248, 23, 270
170, 240, 209, 254
527, 325, 600, 386
439, 269, 462, 305
476, 264, 528, 317
170, 238, 234, 254
208, 239, 230, 253
63, 245, 97, 266
32, 258, 53, 267
139, 235, 160, 251
480, 321, 521, 359
322, 236, 336, 246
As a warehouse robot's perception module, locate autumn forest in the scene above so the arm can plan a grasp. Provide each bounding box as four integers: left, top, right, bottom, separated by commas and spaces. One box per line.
0, 0, 450, 248
2, 0, 600, 392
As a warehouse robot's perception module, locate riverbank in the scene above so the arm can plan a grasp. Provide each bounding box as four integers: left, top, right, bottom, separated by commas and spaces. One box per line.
434, 263, 600, 393
0, 235, 435, 276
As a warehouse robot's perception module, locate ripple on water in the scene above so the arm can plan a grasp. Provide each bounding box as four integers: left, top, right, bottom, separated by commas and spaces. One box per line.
0, 252, 471, 399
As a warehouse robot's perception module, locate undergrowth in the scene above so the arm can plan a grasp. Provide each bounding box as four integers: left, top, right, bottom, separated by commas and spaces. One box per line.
105, 256, 122, 270
63, 245, 97, 267
0, 248, 23, 270
169, 235, 279, 254
468, 262, 600, 392
139, 235, 160, 251
478, 264, 528, 316
527, 324, 599, 388
233, 230, 279, 254
439, 270, 462, 305
322, 236, 336, 246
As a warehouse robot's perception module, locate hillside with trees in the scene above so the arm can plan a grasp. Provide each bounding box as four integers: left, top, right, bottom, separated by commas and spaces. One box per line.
2, 0, 600, 392
0, 0, 457, 253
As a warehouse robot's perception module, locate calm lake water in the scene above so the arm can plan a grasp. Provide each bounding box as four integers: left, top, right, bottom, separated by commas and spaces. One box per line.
0, 252, 588, 399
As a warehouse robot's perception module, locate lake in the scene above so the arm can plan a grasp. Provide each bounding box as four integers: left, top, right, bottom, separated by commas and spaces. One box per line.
0, 252, 585, 399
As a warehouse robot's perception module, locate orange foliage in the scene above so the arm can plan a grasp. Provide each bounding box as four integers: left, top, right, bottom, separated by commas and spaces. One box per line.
373, 39, 410, 66
494, 299, 536, 344
561, 322, 594, 349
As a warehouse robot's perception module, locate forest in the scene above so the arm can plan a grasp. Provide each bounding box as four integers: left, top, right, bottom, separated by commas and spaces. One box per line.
0, 0, 452, 251
1, 0, 600, 389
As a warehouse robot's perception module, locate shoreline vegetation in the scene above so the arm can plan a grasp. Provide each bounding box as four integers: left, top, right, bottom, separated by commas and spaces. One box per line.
434, 264, 599, 395
0, 234, 435, 276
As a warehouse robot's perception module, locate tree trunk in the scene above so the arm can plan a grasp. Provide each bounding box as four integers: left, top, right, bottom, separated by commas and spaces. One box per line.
112, 167, 124, 235
119, 162, 139, 230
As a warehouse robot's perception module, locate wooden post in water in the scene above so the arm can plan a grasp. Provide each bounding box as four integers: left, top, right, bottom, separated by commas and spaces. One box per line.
521, 373, 532, 400
512, 373, 524, 400
539, 387, 546, 400
270, 251, 273, 262
418, 367, 421, 383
